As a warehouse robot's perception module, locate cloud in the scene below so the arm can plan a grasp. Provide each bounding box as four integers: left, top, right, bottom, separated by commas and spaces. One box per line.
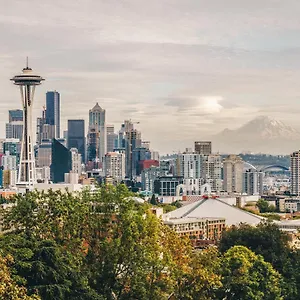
2, 0, 300, 153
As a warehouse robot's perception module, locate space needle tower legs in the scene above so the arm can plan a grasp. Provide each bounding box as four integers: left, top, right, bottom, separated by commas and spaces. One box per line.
11, 59, 45, 190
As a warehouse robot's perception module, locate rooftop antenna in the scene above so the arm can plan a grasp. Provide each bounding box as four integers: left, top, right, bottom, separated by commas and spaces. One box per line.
26, 56, 28, 68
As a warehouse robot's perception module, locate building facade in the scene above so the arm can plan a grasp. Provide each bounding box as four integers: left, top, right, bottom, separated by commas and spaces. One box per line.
106, 125, 118, 153
291, 150, 300, 196
104, 152, 125, 183
201, 154, 222, 192
46, 91, 60, 138
243, 169, 264, 195
67, 119, 85, 163
223, 154, 244, 193
194, 141, 212, 155
176, 152, 202, 179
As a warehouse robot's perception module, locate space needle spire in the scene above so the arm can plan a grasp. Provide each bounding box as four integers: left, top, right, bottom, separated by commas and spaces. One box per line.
11, 59, 45, 189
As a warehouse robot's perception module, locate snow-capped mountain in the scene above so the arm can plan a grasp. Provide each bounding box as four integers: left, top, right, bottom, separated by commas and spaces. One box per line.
211, 116, 300, 154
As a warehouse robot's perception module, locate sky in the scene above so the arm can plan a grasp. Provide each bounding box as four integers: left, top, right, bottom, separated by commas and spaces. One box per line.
2, 0, 300, 153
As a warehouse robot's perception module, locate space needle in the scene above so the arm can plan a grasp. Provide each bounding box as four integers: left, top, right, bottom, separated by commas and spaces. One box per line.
11, 59, 44, 189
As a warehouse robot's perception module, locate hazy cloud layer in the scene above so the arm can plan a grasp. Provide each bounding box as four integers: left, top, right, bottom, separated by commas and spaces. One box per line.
2, 0, 300, 153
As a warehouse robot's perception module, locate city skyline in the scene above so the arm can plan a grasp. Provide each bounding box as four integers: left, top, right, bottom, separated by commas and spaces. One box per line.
2, 1, 300, 153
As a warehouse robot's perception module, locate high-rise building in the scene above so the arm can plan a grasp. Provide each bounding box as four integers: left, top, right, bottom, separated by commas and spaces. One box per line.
125, 129, 142, 178
106, 125, 117, 153
46, 91, 60, 138
70, 148, 82, 175
223, 154, 244, 193
194, 141, 212, 155
141, 166, 161, 192
104, 151, 125, 183
51, 139, 71, 183
68, 120, 85, 163
6, 109, 23, 140
291, 150, 300, 196
2, 151, 17, 171
37, 139, 52, 167
11, 62, 44, 188
176, 151, 202, 179
87, 103, 106, 164
202, 154, 222, 192
132, 147, 151, 177
243, 169, 264, 195
141, 141, 150, 150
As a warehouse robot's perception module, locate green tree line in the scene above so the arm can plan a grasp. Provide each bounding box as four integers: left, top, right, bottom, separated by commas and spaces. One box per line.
0, 185, 297, 299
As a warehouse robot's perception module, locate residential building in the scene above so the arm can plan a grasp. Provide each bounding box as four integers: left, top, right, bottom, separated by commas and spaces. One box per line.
291, 150, 300, 196
6, 110, 23, 140
46, 91, 60, 138
2, 152, 17, 171
176, 151, 202, 179
141, 166, 161, 192
104, 151, 125, 183
194, 141, 212, 155
243, 169, 264, 195
201, 154, 222, 192
70, 148, 82, 175
67, 120, 85, 163
223, 154, 244, 193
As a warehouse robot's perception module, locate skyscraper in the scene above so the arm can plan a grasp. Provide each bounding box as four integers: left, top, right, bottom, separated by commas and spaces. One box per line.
51, 138, 71, 183
291, 150, 300, 196
194, 141, 212, 155
6, 110, 23, 140
104, 151, 125, 182
176, 151, 202, 179
67, 120, 85, 163
11, 62, 44, 188
223, 154, 244, 193
125, 129, 142, 178
46, 91, 60, 138
106, 125, 117, 153
87, 103, 106, 163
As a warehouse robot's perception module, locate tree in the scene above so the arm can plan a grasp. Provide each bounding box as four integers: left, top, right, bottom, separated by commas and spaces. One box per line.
219, 246, 282, 300
150, 194, 158, 205
218, 222, 300, 299
0, 254, 40, 300
256, 199, 276, 213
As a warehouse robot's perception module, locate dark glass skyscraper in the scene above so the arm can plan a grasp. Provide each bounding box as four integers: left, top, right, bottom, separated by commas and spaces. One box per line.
51, 138, 71, 183
46, 91, 60, 138
67, 119, 85, 163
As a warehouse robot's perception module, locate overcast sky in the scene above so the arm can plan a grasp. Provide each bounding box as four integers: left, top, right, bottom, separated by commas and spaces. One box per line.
2, 0, 300, 153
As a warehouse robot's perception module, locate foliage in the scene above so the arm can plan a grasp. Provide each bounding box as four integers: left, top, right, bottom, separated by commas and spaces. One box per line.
219, 246, 282, 300
0, 185, 295, 299
256, 199, 276, 213
0, 253, 40, 300
219, 222, 300, 300
260, 213, 281, 221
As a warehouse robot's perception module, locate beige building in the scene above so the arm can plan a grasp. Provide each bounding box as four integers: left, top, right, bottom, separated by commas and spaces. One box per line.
202, 154, 222, 192
164, 217, 225, 240
223, 154, 244, 193
104, 152, 125, 183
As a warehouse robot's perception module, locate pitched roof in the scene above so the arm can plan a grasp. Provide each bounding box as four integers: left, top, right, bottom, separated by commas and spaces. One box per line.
91, 102, 103, 111
164, 198, 264, 226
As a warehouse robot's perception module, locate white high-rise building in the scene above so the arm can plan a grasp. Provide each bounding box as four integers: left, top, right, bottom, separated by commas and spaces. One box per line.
201, 154, 222, 192
104, 152, 125, 182
2, 151, 17, 171
70, 148, 82, 175
223, 154, 244, 193
176, 151, 201, 179
291, 150, 300, 196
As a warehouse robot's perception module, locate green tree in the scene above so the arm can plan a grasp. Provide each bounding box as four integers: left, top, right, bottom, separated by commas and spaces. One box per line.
219, 246, 282, 300
256, 199, 276, 213
0, 254, 40, 300
150, 194, 158, 205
